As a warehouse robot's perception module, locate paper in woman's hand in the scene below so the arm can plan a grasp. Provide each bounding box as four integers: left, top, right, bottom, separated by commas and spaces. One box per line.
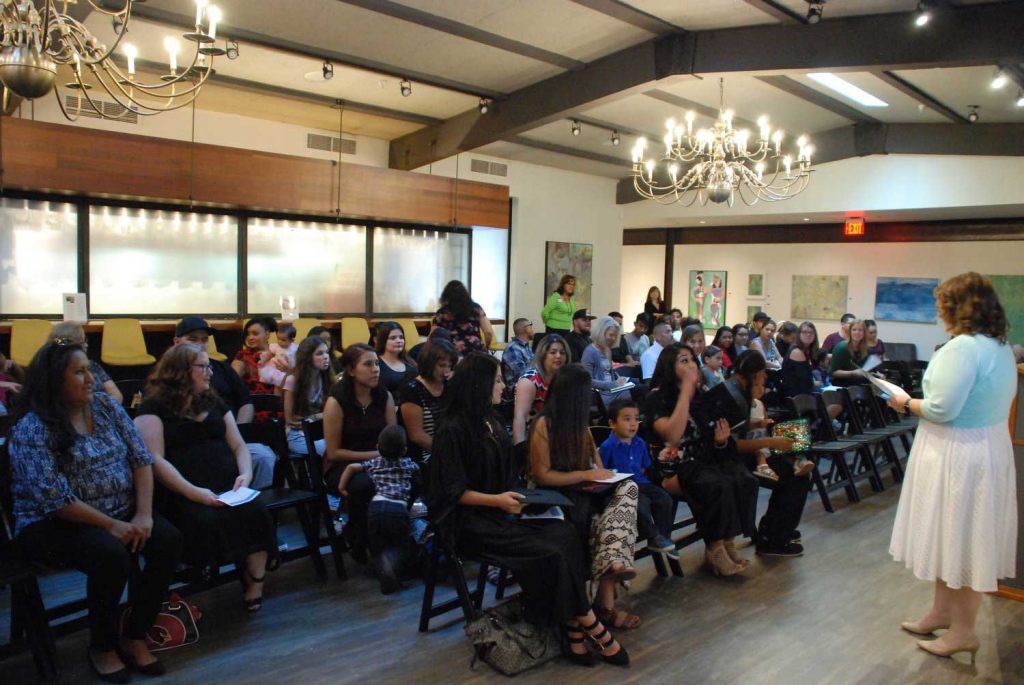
217, 487, 260, 507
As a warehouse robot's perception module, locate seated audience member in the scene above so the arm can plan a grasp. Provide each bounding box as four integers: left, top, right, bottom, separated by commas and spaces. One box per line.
623, 313, 651, 360
400, 339, 457, 463
308, 325, 344, 374
174, 316, 276, 489
710, 326, 735, 370
426, 353, 626, 667
745, 359, 813, 483
259, 323, 297, 390
640, 321, 674, 381
608, 312, 640, 373
374, 321, 417, 396
10, 341, 182, 681
598, 398, 676, 558
339, 425, 419, 594
565, 309, 596, 363
502, 318, 535, 380
408, 326, 452, 363
865, 319, 886, 358
781, 321, 821, 397
750, 318, 783, 371
821, 312, 856, 353
701, 345, 726, 389
750, 310, 770, 335
51, 322, 123, 404
1013, 344, 1024, 366
828, 319, 872, 386
731, 323, 751, 357
283, 336, 334, 456
0, 351, 23, 414
669, 308, 685, 341
433, 279, 494, 354
542, 274, 577, 337
323, 344, 397, 560
643, 285, 668, 332
232, 316, 280, 398
775, 321, 799, 359
512, 334, 568, 444
530, 364, 640, 642
135, 344, 276, 612
581, 316, 631, 405
644, 343, 757, 576
813, 349, 832, 387
681, 324, 707, 364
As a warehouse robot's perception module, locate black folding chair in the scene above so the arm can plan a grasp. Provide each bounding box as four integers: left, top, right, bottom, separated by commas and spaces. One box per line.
301, 418, 348, 579
844, 386, 905, 484
787, 394, 864, 511
822, 389, 886, 494
418, 541, 511, 632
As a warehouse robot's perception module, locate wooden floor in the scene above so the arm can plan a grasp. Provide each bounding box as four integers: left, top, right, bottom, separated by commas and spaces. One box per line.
3, 482, 1023, 684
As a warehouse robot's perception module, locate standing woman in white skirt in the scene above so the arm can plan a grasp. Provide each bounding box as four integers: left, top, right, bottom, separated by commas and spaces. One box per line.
886, 272, 1017, 662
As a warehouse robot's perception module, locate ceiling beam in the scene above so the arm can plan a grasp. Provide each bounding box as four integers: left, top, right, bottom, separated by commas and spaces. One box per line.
755, 75, 880, 123
504, 136, 628, 168
334, 0, 585, 71
872, 71, 968, 123
120, 3, 505, 99
567, 0, 684, 35
739, 0, 806, 25
614, 122, 1024, 203
391, 2, 1024, 169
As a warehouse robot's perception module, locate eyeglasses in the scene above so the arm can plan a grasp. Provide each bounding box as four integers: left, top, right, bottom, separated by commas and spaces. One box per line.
191, 363, 213, 373
52, 336, 87, 348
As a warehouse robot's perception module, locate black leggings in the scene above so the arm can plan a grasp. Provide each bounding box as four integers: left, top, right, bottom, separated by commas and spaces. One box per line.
19, 514, 182, 651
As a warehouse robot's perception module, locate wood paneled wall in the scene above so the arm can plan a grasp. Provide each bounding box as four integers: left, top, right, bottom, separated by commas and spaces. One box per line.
0, 118, 509, 228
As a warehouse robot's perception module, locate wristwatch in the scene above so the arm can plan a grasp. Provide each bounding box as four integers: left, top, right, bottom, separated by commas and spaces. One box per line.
902, 398, 913, 416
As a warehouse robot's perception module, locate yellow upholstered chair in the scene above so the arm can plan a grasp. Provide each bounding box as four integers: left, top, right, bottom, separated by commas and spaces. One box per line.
393, 318, 424, 346
340, 317, 370, 349
207, 335, 228, 362
100, 319, 156, 367
9, 319, 53, 366
281, 317, 320, 343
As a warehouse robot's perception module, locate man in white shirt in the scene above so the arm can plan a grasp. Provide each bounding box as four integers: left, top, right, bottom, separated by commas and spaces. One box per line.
641, 321, 676, 381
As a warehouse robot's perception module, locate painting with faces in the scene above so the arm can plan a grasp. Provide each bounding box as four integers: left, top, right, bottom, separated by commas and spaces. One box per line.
688, 270, 728, 329
545, 241, 593, 311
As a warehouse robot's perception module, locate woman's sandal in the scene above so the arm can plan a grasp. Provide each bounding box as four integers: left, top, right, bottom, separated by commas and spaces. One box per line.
602, 562, 637, 583
563, 623, 597, 667
722, 539, 750, 569
579, 617, 630, 666
593, 602, 642, 630
754, 464, 780, 481
243, 569, 266, 612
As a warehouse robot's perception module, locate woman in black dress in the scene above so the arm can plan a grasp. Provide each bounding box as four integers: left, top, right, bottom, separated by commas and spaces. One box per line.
374, 321, 417, 396
135, 344, 276, 612
643, 285, 668, 332
427, 353, 628, 666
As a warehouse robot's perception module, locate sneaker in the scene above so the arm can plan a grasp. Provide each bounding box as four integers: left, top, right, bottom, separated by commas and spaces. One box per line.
756, 541, 804, 557
790, 529, 802, 543
646, 535, 675, 554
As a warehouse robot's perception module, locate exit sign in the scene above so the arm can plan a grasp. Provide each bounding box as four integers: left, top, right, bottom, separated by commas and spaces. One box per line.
844, 218, 865, 236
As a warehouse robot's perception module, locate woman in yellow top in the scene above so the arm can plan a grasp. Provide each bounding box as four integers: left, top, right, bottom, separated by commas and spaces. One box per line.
542, 274, 576, 337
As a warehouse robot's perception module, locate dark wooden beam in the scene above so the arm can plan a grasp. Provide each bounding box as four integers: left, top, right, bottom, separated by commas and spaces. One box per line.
755, 75, 881, 123
392, 2, 1024, 169
739, 0, 806, 25
504, 136, 628, 167
567, 0, 684, 34
335, 0, 585, 71
872, 71, 968, 124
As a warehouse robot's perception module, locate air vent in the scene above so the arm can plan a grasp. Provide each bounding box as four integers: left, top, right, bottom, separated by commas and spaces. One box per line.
306, 133, 356, 155
63, 95, 138, 124
470, 158, 507, 177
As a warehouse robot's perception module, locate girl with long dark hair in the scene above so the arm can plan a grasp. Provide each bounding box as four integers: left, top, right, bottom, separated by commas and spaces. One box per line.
512, 334, 568, 444
710, 325, 735, 370
373, 321, 417, 396
283, 336, 335, 456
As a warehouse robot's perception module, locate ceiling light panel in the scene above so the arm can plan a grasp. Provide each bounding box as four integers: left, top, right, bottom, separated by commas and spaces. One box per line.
807, 73, 889, 107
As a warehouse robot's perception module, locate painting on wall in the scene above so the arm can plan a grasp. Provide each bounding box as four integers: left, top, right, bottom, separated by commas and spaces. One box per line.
688, 270, 728, 329
746, 305, 763, 325
545, 241, 593, 311
989, 275, 1024, 345
874, 277, 940, 323
748, 273, 764, 298
791, 275, 849, 321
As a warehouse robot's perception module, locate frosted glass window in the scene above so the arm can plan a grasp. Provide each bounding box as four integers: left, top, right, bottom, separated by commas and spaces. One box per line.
470, 226, 508, 320
0, 198, 78, 315
373, 227, 469, 313
248, 219, 366, 314
90, 207, 237, 315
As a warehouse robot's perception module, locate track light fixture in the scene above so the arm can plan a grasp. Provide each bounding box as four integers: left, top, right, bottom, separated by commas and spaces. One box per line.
805, 1, 825, 24
226, 40, 240, 60
478, 97, 490, 114
967, 105, 979, 123
914, 1, 931, 27
611, 130, 620, 146
400, 79, 412, 97
1017, 92, 1024, 108
990, 69, 1008, 89
322, 60, 334, 80
571, 120, 581, 136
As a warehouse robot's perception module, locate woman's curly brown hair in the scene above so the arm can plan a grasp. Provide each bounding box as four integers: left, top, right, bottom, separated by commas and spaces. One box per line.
144, 343, 220, 416
934, 272, 1009, 342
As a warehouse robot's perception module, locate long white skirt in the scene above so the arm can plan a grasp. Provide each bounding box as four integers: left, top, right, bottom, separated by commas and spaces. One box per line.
889, 420, 1018, 592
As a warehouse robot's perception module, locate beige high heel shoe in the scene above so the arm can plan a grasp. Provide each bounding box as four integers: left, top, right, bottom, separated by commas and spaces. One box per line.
703, 546, 742, 577
916, 638, 979, 663
723, 539, 750, 568
900, 619, 950, 636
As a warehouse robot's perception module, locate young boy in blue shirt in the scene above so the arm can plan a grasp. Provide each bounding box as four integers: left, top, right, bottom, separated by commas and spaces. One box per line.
598, 398, 677, 558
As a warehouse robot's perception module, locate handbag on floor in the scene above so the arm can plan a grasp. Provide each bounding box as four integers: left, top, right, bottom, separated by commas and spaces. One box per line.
122, 593, 202, 652
464, 598, 560, 676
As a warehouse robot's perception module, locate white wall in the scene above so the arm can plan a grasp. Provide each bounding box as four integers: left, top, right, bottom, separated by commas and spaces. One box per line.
619, 244, 665, 319
649, 240, 1024, 359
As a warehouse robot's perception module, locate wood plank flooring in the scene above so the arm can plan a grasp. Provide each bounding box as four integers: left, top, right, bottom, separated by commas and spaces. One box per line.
2, 483, 1023, 684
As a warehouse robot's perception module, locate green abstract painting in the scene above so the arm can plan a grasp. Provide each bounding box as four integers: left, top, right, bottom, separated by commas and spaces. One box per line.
791, 275, 849, 321
748, 273, 764, 297
989, 274, 1024, 345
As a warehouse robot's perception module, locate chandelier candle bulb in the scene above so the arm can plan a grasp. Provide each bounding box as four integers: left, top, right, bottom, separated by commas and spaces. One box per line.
773, 130, 783, 154
196, 0, 209, 27
686, 111, 695, 134
784, 156, 792, 176
124, 43, 137, 75
164, 38, 179, 73
207, 6, 221, 40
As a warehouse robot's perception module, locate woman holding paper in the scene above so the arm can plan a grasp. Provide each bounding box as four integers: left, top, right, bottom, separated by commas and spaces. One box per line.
887, 272, 1017, 662
581, 316, 631, 406
135, 344, 276, 612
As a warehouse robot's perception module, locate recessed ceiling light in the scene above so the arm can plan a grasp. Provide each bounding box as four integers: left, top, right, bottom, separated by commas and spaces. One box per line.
991, 69, 1008, 89
807, 73, 889, 107
699, 220, 706, 224
803, 217, 810, 221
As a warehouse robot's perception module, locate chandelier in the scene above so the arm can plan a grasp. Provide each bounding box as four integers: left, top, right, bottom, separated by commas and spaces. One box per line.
0, 0, 228, 120
631, 79, 813, 206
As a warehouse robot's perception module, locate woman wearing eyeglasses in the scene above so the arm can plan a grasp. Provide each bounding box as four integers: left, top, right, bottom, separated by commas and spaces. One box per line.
134, 344, 277, 612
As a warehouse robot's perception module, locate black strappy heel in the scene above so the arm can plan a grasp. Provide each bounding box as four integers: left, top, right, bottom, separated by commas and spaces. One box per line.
242, 569, 266, 612
580, 617, 630, 666
563, 623, 596, 667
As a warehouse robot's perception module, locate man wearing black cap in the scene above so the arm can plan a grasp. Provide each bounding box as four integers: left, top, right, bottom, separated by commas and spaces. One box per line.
173, 316, 276, 489
565, 309, 596, 363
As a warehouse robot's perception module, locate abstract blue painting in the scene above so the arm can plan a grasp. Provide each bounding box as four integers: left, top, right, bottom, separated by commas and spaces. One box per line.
874, 277, 940, 323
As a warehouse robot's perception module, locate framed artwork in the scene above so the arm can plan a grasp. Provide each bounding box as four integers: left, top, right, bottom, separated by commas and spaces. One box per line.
791, 275, 849, 320
747, 273, 764, 298
746, 305, 763, 325
989, 275, 1024, 345
545, 241, 593, 310
874, 277, 940, 323
688, 270, 728, 329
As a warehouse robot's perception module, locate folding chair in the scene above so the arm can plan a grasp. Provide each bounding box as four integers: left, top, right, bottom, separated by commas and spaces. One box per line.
418, 541, 511, 632
301, 418, 348, 579
845, 385, 906, 483
822, 389, 886, 494
787, 394, 863, 511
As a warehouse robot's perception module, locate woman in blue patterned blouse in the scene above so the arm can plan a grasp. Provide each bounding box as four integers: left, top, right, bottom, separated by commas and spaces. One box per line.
9, 341, 183, 682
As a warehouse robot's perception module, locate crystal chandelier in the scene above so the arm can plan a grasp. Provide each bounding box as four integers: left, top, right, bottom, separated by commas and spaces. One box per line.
631, 79, 813, 206
0, 0, 227, 120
